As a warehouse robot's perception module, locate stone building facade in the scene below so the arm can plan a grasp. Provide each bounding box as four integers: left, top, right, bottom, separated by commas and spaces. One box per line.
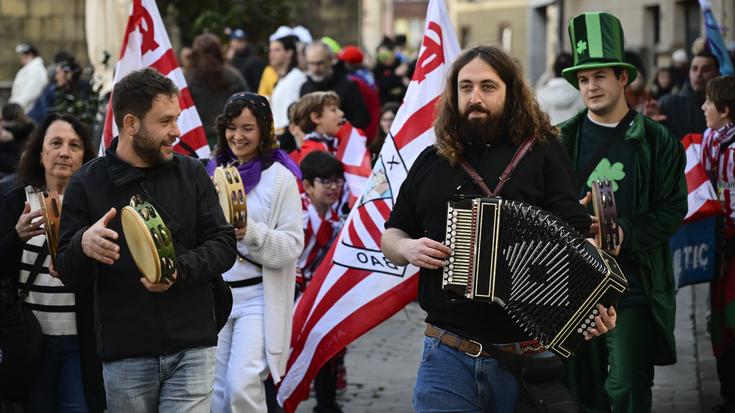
446, 0, 735, 84
0, 0, 88, 82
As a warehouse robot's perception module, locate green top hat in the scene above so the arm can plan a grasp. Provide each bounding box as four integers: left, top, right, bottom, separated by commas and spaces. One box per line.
562, 12, 637, 89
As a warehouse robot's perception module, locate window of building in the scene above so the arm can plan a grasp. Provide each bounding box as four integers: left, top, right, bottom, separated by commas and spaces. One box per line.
500, 25, 512, 52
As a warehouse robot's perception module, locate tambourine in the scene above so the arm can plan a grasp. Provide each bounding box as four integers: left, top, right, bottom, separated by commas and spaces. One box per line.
25, 187, 62, 266
121, 194, 176, 284
40, 191, 62, 266
213, 165, 247, 230
591, 180, 620, 252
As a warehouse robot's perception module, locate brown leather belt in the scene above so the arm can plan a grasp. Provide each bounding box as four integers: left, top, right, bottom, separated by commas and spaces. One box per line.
424, 324, 545, 357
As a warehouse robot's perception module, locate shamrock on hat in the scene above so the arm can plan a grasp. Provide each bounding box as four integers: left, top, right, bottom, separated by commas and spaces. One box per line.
562, 12, 638, 89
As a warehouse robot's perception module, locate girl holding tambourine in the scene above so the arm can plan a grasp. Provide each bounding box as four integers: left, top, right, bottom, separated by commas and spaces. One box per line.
207, 92, 304, 413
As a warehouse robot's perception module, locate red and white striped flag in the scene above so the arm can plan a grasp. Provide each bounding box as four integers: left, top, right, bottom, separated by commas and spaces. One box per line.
683, 132, 721, 223
277, 0, 460, 410
100, 0, 209, 158
335, 122, 372, 208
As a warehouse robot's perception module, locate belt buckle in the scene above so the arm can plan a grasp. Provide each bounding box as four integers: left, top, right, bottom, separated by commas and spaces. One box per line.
465, 339, 483, 357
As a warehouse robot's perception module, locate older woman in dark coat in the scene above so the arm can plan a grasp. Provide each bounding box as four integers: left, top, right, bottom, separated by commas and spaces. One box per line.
0, 113, 105, 412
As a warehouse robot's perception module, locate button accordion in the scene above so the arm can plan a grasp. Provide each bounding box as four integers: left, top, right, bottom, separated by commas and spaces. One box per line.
442, 197, 628, 358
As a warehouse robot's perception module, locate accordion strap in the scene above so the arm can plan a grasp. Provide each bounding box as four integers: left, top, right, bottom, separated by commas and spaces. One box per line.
459, 136, 535, 197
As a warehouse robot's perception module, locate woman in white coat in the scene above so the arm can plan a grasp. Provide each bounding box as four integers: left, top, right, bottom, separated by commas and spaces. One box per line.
208, 92, 304, 413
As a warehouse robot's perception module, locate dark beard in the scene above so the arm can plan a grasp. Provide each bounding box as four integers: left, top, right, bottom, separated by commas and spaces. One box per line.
458, 107, 504, 146
132, 125, 169, 167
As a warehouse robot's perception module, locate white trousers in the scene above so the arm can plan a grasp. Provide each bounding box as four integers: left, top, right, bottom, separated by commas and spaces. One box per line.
212, 312, 268, 413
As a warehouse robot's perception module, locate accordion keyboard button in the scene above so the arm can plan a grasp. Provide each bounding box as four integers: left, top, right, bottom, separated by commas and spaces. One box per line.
577, 328, 583, 334
592, 309, 599, 315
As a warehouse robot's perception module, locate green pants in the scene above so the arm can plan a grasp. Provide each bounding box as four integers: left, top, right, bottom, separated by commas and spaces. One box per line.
563, 307, 656, 413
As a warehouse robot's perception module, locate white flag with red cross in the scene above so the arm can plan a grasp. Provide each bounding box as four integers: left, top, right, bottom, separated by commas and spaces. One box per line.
276, 0, 460, 410
100, 0, 209, 158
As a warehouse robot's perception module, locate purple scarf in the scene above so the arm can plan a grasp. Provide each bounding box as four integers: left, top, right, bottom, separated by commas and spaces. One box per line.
207, 146, 302, 193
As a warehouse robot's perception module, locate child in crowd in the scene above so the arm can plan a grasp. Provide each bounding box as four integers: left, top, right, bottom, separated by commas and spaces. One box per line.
297, 151, 345, 293
289, 91, 344, 164
281, 101, 306, 157
298, 151, 347, 413
700, 74, 735, 412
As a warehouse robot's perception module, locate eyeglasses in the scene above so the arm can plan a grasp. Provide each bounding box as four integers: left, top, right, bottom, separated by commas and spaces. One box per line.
314, 177, 345, 187
306, 60, 330, 67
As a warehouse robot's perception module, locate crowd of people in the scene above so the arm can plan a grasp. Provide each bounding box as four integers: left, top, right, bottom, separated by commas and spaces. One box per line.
1, 10, 734, 413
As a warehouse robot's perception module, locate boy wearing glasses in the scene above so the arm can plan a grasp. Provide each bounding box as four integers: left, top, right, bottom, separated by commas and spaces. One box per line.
297, 150, 346, 413
297, 150, 345, 292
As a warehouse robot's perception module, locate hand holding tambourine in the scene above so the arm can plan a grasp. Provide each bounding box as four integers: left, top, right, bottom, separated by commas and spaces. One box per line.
590, 180, 622, 255
121, 195, 177, 291
22, 188, 63, 266
213, 165, 247, 239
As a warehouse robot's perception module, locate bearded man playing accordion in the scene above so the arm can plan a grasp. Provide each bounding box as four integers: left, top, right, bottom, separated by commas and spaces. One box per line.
381, 45, 618, 412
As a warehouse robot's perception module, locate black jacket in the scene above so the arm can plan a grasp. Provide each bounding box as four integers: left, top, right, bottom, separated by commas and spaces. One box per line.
659, 81, 707, 139
56, 139, 236, 362
230, 45, 266, 94
300, 66, 370, 130
0, 122, 34, 176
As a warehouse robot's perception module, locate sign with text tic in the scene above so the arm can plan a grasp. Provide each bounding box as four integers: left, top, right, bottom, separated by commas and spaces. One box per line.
671, 217, 717, 288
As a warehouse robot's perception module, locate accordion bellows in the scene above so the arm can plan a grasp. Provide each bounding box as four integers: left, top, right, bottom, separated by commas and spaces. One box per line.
442, 197, 628, 358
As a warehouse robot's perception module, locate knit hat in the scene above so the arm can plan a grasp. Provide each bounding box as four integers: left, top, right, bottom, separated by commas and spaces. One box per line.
562, 12, 638, 89
337, 45, 364, 64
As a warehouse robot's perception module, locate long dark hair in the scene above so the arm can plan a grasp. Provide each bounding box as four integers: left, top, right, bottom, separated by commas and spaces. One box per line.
189, 33, 227, 89
274, 35, 300, 73
214, 98, 277, 164
434, 45, 554, 165
17, 113, 95, 188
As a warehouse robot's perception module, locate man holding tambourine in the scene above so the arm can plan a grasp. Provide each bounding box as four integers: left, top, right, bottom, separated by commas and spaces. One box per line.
557, 12, 688, 413
56, 69, 237, 413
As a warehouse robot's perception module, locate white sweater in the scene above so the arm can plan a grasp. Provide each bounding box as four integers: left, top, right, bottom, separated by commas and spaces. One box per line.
241, 162, 304, 382
10, 57, 48, 113
271, 68, 307, 130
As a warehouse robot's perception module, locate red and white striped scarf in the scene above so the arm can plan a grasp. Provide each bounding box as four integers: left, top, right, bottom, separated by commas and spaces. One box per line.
701, 122, 735, 237
298, 194, 342, 283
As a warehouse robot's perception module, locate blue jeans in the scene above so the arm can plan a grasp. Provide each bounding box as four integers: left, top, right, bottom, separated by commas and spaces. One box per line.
413, 336, 520, 413
26, 335, 89, 413
103, 346, 216, 413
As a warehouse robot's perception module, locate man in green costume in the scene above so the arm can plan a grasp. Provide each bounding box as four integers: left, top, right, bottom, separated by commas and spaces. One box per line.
557, 12, 688, 413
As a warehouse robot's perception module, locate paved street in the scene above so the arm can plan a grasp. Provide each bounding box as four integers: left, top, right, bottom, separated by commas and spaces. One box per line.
298, 284, 726, 412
